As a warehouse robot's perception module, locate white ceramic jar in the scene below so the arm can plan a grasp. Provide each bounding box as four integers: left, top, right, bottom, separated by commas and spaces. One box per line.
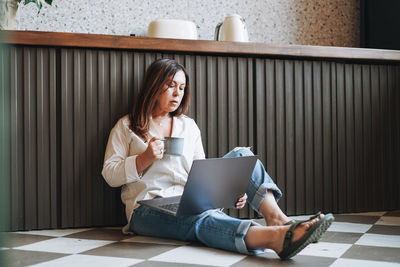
147, 19, 198, 40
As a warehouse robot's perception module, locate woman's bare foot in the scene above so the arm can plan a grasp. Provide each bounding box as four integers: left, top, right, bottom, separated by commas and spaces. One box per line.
244, 216, 321, 251
272, 217, 319, 254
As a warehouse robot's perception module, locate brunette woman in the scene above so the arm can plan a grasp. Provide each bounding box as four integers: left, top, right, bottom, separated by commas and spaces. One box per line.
102, 58, 334, 260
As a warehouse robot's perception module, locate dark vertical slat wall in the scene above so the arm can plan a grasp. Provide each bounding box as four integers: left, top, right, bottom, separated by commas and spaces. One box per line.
361, 64, 371, 211
322, 62, 332, 212
294, 60, 305, 215
313, 61, 323, 213
370, 65, 380, 211
255, 58, 400, 215
0, 45, 11, 231
395, 66, 400, 209
0, 46, 57, 231
330, 62, 338, 213
1, 44, 399, 230
36, 48, 57, 229
61, 49, 127, 227
11, 47, 25, 230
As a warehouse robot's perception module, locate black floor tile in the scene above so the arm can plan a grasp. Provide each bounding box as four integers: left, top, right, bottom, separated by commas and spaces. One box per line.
341, 245, 400, 262
384, 210, 400, 217
332, 214, 380, 224
367, 225, 400, 235
0, 248, 67, 267
82, 241, 178, 259
0, 233, 54, 248
64, 228, 131, 241
231, 252, 336, 267
319, 231, 363, 244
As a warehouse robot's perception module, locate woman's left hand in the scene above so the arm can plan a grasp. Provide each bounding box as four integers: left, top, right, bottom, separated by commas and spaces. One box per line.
235, 193, 247, 209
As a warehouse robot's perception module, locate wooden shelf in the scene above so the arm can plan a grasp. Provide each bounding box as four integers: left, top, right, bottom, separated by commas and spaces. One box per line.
1, 30, 400, 61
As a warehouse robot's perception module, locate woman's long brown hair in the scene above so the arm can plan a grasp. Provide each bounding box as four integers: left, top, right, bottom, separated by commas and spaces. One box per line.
129, 58, 190, 140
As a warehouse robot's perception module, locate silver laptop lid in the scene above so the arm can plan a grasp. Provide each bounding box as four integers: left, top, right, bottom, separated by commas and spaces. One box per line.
176, 156, 258, 216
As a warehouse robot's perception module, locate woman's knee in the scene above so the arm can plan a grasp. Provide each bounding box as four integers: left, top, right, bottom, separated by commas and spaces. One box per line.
224, 147, 254, 158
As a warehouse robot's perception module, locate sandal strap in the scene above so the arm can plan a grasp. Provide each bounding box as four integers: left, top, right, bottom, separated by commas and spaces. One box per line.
283, 219, 296, 225
309, 211, 322, 220
282, 221, 302, 251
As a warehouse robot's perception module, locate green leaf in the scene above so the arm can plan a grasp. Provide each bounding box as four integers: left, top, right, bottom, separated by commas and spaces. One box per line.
22, 0, 52, 13
23, 0, 36, 4
35, 0, 42, 10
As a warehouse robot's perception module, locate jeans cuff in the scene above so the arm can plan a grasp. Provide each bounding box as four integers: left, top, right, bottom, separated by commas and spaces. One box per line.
249, 183, 282, 213
235, 220, 267, 255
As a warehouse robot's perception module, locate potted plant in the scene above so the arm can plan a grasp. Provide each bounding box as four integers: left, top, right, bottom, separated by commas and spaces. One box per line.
0, 0, 53, 30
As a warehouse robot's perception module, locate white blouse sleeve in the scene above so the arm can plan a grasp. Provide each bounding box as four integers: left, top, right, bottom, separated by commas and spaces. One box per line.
101, 121, 142, 187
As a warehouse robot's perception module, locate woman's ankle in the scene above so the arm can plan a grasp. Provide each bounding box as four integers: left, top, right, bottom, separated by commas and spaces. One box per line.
245, 225, 281, 250
265, 214, 290, 226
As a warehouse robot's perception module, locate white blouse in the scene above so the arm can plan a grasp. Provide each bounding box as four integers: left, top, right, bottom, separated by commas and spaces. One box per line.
102, 114, 205, 233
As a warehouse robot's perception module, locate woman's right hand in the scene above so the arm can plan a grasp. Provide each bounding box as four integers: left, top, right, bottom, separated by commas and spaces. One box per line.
136, 137, 164, 174
143, 137, 164, 161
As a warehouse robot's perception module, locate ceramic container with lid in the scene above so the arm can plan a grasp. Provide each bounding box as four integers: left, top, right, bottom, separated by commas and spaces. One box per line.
147, 19, 198, 40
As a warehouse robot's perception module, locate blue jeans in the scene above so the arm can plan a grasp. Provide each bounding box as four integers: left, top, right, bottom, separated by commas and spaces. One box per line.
130, 147, 282, 255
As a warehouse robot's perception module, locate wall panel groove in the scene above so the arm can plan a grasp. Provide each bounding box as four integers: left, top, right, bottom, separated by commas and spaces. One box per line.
0, 45, 12, 231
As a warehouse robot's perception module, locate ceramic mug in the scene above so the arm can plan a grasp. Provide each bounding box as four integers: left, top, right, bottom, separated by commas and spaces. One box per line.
162, 137, 184, 156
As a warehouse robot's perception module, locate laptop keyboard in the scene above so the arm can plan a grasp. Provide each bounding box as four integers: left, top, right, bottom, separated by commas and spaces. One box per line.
159, 203, 179, 212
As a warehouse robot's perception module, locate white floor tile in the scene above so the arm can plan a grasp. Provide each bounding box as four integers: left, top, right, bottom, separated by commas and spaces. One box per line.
15, 228, 93, 237
376, 216, 400, 226
298, 242, 352, 258
149, 246, 246, 267
27, 254, 143, 267
355, 233, 400, 248
122, 235, 189, 246
344, 211, 387, 217
330, 258, 400, 267
327, 222, 372, 233
14, 237, 114, 254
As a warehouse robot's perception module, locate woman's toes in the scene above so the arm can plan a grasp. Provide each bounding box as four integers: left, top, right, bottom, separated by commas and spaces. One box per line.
304, 221, 313, 230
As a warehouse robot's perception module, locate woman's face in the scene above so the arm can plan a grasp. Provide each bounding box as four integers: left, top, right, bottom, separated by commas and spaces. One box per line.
155, 70, 186, 115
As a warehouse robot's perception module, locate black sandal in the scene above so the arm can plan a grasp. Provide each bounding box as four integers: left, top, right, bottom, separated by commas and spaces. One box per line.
278, 213, 334, 260
283, 211, 323, 243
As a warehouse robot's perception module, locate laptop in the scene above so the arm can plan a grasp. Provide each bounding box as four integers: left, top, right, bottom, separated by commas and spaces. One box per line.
137, 156, 258, 216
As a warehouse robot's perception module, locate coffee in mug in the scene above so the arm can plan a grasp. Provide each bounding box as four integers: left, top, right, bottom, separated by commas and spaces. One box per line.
163, 137, 184, 156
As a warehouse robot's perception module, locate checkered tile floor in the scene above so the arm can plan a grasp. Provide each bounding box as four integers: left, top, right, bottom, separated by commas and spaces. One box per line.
1, 210, 399, 267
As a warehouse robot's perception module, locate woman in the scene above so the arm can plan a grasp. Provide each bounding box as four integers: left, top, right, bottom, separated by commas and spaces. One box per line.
102, 58, 334, 260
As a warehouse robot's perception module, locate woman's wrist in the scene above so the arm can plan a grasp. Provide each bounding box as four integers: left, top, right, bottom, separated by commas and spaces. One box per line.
136, 152, 151, 175
136, 154, 144, 175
